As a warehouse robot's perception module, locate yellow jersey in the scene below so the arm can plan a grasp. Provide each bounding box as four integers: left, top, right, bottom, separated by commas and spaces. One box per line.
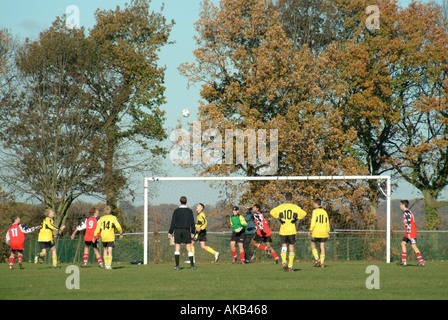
38, 217, 60, 242
309, 207, 330, 238
196, 211, 208, 230
270, 203, 307, 236
94, 214, 123, 242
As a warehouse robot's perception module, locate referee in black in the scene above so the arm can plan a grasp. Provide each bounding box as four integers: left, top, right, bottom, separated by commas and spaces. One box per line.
168, 196, 196, 270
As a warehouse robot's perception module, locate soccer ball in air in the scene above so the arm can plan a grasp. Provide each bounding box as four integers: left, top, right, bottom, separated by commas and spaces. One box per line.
182, 108, 190, 118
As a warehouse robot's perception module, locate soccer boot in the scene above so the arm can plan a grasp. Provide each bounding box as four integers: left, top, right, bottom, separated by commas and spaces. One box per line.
185, 259, 196, 264
214, 252, 220, 262
417, 261, 425, 267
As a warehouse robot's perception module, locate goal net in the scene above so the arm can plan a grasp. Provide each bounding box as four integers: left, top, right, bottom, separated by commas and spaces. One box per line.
143, 175, 391, 265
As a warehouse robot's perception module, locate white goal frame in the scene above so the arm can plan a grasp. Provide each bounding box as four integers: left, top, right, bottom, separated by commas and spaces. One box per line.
143, 175, 392, 265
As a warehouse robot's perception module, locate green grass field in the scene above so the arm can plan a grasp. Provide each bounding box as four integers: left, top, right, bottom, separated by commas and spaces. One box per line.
0, 261, 447, 300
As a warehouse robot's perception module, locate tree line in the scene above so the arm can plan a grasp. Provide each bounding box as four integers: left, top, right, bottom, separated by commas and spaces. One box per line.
0, 0, 172, 228
179, 0, 448, 229
1, 0, 447, 233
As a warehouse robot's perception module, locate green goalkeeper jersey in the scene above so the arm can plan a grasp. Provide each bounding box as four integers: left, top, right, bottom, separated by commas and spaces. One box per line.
230, 214, 247, 232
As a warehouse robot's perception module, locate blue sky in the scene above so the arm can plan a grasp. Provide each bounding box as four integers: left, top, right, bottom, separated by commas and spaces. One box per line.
0, 0, 201, 129
0, 0, 445, 204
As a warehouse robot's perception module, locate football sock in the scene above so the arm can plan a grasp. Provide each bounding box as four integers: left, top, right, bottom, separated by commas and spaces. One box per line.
320, 254, 326, 264
104, 256, 112, 268
271, 250, 279, 261
9, 255, 14, 268
188, 252, 195, 266
18, 253, 23, 263
232, 250, 237, 260
97, 256, 103, 265
281, 247, 287, 264
416, 253, 424, 263
240, 252, 245, 263
312, 248, 319, 260
257, 244, 267, 251
192, 246, 195, 257
281, 252, 287, 264
52, 255, 57, 267
401, 252, 407, 264
83, 253, 88, 264
206, 246, 216, 255
174, 251, 180, 266
288, 252, 295, 269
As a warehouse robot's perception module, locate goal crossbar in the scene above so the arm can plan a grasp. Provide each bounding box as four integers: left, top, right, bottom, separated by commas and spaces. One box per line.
143, 175, 392, 264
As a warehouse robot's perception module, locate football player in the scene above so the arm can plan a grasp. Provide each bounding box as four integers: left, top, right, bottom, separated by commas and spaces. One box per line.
270, 193, 307, 271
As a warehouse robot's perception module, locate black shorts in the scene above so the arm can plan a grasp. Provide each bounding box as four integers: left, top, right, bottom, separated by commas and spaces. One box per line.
194, 230, 207, 242
39, 241, 55, 250
253, 234, 272, 243
85, 240, 99, 249
311, 237, 328, 243
231, 231, 245, 243
174, 229, 192, 244
102, 241, 115, 248
280, 235, 296, 245
402, 237, 417, 245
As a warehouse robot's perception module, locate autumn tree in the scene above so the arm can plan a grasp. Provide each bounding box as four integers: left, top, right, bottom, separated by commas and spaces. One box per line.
0, 0, 173, 226
323, 0, 448, 228
276, 0, 341, 52
0, 19, 102, 227
180, 0, 371, 228
317, 0, 405, 221
382, 2, 448, 229
86, 0, 173, 210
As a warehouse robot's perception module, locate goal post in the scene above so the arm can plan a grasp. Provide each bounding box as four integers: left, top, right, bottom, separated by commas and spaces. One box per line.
143, 175, 392, 265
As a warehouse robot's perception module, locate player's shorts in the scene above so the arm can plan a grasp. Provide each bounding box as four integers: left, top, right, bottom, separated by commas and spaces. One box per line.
280, 235, 296, 245
253, 234, 272, 243
9, 243, 25, 251
174, 229, 192, 245
402, 237, 417, 245
102, 241, 115, 248
230, 231, 245, 243
84, 240, 99, 249
10, 248, 24, 253
38, 241, 55, 250
194, 230, 207, 242
310, 237, 328, 243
